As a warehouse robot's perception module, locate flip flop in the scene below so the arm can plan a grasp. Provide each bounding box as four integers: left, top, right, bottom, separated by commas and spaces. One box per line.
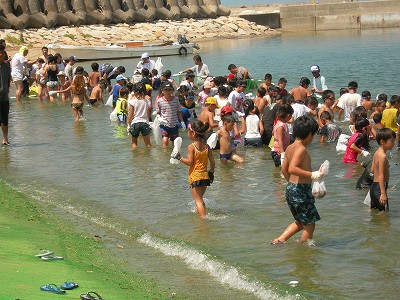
40, 284, 65, 294
80, 291, 103, 300
35, 250, 54, 257
61, 281, 79, 290
41, 255, 64, 261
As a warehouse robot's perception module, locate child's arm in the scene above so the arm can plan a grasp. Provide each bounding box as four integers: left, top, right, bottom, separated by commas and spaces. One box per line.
276, 126, 285, 154
319, 125, 327, 143
180, 144, 194, 167
128, 103, 134, 126
259, 118, 264, 135
99, 89, 104, 104
208, 145, 215, 173
239, 116, 246, 134
375, 153, 388, 205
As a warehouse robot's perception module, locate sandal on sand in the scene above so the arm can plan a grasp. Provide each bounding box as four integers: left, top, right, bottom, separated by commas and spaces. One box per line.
35, 250, 54, 257
40, 284, 65, 294
41, 255, 64, 261
270, 238, 285, 245
61, 281, 79, 290
80, 292, 104, 300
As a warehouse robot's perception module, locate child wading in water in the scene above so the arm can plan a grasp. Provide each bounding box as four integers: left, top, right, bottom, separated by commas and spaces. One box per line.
369, 128, 396, 212
172, 119, 215, 218
272, 116, 322, 244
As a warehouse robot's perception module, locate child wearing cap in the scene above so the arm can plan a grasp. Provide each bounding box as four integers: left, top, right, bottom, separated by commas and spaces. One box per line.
156, 82, 185, 149
197, 81, 215, 108
198, 97, 219, 140
110, 74, 126, 108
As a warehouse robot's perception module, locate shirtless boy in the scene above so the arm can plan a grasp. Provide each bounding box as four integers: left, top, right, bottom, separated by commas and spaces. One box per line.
290, 77, 312, 102
89, 79, 105, 107
198, 96, 219, 139
317, 90, 335, 128
218, 115, 244, 163
272, 115, 321, 244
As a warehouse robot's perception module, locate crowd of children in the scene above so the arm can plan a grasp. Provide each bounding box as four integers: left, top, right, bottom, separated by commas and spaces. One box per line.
6, 47, 399, 243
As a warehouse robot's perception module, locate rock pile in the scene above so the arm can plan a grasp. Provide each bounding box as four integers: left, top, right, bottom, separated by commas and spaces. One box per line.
0, 16, 278, 49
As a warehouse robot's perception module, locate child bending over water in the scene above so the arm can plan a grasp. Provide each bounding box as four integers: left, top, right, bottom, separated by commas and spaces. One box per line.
172, 119, 215, 218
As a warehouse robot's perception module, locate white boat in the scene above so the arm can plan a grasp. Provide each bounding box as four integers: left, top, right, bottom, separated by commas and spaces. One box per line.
46, 41, 199, 61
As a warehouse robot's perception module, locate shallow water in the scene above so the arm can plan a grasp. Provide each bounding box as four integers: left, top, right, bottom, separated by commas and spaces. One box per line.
2, 28, 400, 299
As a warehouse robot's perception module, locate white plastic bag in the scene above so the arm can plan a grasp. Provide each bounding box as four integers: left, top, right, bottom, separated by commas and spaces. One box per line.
150, 115, 162, 145
105, 94, 113, 107
109, 108, 118, 122
336, 134, 350, 153
312, 160, 329, 199
155, 57, 163, 74
170, 137, 182, 164
207, 133, 218, 149
363, 190, 371, 206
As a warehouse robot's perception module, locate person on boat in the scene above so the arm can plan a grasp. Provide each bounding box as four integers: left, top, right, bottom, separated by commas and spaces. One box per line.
179, 55, 210, 78
135, 53, 155, 72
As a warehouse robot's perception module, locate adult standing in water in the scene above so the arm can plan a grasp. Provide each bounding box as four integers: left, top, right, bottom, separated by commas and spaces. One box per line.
0, 49, 11, 145
11, 46, 35, 101
310, 65, 327, 104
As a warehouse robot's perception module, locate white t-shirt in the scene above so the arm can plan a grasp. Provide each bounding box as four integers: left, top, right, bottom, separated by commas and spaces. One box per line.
244, 114, 261, 139
136, 60, 155, 72
214, 97, 229, 122
337, 93, 361, 120
190, 63, 209, 77
228, 90, 245, 113
11, 53, 27, 81
129, 98, 151, 125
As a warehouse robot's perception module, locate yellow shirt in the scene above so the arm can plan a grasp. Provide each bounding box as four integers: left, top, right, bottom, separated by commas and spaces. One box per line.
188, 143, 209, 184
381, 107, 398, 132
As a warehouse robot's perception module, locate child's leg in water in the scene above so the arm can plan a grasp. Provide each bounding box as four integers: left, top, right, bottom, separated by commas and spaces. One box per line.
274, 221, 315, 243
191, 186, 207, 218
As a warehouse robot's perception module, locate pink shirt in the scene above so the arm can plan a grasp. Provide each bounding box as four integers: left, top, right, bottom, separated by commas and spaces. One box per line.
272, 120, 290, 154
342, 132, 361, 164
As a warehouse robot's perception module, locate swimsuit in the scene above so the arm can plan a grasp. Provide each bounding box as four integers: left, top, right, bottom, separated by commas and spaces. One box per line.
370, 182, 389, 211
90, 99, 97, 105
220, 152, 232, 160
71, 103, 84, 110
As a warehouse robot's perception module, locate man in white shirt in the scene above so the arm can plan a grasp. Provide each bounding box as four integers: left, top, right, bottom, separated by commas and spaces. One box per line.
135, 52, 155, 72
11, 46, 35, 101
310, 65, 327, 104
336, 81, 361, 121
180, 55, 210, 78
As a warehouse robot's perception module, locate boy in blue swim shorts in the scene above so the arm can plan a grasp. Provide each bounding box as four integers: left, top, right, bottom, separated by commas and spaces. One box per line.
272, 116, 322, 245
217, 115, 244, 163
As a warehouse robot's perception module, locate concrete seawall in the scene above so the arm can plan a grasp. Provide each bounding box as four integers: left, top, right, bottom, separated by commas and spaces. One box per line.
280, 0, 400, 31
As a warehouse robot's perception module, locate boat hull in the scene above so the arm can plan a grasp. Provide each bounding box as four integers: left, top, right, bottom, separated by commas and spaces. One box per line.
47, 43, 197, 61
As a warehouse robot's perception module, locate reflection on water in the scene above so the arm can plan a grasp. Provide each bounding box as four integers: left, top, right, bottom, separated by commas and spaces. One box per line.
2, 28, 400, 299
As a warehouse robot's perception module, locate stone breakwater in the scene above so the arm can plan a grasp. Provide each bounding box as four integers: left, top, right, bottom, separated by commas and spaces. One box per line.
0, 16, 277, 50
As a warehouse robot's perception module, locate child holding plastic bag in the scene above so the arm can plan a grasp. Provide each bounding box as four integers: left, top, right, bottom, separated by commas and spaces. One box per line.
271, 116, 321, 245
312, 160, 329, 199
171, 119, 215, 218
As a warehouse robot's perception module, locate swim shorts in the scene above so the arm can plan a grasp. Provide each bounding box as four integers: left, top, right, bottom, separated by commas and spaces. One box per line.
130, 122, 151, 138
286, 182, 321, 225
220, 152, 232, 160
160, 125, 179, 141
370, 182, 389, 211
190, 179, 210, 188
244, 137, 262, 147
90, 99, 97, 105
0, 101, 10, 126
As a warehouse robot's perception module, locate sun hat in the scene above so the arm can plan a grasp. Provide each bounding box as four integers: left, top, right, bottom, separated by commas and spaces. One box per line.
57, 71, 66, 76
204, 97, 220, 108
141, 52, 150, 59
220, 105, 234, 116
310, 65, 320, 72
69, 55, 78, 62
19, 46, 28, 55
203, 81, 212, 88
116, 74, 127, 81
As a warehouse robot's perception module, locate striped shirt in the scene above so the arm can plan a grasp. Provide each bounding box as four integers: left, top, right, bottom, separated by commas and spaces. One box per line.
156, 96, 181, 128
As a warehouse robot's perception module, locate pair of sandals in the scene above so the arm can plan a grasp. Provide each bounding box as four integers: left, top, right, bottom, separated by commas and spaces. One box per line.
40, 282, 79, 294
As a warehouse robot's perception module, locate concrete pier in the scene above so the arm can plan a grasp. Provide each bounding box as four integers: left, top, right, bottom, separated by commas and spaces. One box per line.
280, 0, 400, 31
